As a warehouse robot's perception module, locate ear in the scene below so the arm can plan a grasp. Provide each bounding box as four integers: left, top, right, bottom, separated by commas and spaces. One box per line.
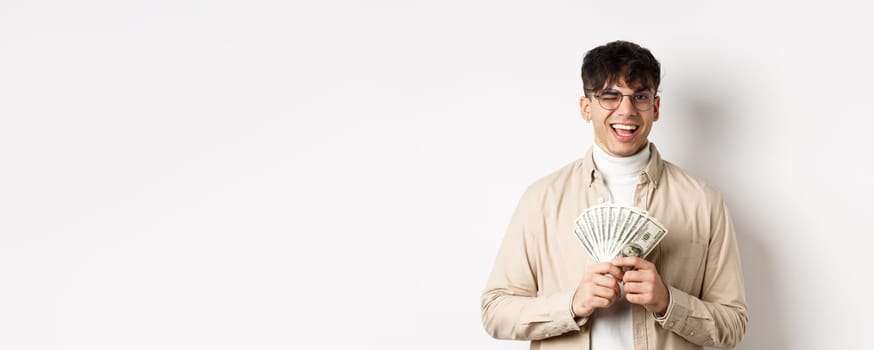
579, 96, 591, 122
652, 96, 661, 121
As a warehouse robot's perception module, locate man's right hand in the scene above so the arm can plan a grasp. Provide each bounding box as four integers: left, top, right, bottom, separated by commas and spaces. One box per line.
571, 262, 624, 318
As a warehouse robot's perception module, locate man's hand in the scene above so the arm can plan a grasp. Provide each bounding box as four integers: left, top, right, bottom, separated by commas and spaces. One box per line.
612, 257, 669, 316
571, 262, 625, 318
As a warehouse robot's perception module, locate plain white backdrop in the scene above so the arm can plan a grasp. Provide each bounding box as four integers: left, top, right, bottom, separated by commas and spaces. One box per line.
2, 0, 872, 349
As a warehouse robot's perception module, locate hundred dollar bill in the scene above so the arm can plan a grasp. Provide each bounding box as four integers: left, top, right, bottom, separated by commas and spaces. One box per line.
608, 206, 620, 258
593, 207, 606, 259
573, 204, 669, 264
611, 206, 632, 257
574, 228, 596, 262
618, 217, 667, 260
574, 221, 597, 261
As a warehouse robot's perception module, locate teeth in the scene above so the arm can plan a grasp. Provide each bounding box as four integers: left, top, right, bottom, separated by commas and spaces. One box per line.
611, 124, 638, 131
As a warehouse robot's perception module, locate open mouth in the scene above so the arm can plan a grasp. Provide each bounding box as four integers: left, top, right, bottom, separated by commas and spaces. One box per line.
610, 123, 638, 140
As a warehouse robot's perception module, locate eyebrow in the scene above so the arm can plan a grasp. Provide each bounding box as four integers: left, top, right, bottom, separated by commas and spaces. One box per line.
601, 88, 653, 94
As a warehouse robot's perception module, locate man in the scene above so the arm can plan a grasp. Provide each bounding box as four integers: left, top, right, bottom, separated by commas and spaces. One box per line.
480, 41, 748, 349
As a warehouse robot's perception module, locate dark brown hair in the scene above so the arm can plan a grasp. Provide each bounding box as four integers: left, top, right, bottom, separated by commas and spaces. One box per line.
581, 40, 661, 96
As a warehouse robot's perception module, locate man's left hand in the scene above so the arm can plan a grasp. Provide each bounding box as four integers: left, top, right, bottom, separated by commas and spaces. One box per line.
611, 257, 669, 316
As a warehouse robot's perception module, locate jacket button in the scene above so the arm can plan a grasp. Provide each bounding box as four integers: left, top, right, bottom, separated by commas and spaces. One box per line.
667, 321, 674, 327
598, 197, 605, 203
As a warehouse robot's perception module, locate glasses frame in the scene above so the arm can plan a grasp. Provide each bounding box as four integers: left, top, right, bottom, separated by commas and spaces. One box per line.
587, 89, 659, 111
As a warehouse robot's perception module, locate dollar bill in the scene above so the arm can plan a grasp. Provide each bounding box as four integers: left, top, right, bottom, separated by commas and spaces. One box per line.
572, 204, 668, 263
619, 218, 667, 259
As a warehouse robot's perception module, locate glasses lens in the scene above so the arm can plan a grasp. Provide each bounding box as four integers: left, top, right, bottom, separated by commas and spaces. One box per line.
598, 91, 621, 110
632, 93, 653, 111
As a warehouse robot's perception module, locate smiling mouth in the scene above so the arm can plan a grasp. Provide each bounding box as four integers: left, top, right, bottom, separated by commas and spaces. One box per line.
611, 123, 638, 138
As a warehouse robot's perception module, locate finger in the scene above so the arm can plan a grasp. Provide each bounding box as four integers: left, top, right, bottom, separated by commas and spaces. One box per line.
593, 274, 621, 288
625, 292, 654, 305
592, 286, 616, 298
585, 263, 624, 282
589, 295, 613, 308
621, 270, 653, 283
604, 264, 625, 280
587, 262, 618, 275
591, 285, 617, 300
625, 293, 643, 305
612, 257, 655, 271
622, 281, 652, 295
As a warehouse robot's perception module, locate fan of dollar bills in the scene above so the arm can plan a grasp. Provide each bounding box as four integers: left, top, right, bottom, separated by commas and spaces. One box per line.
573, 204, 668, 263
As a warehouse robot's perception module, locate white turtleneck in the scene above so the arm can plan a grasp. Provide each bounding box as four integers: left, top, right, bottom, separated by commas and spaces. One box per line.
592, 144, 650, 207
590, 143, 650, 349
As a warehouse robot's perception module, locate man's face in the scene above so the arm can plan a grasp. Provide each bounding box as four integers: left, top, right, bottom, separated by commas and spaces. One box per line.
579, 80, 660, 157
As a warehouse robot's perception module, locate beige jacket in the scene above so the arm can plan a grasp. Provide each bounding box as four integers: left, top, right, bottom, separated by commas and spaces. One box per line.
481, 144, 747, 349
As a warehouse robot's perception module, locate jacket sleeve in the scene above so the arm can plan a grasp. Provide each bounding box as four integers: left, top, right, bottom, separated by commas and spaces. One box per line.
480, 186, 584, 340
657, 194, 749, 348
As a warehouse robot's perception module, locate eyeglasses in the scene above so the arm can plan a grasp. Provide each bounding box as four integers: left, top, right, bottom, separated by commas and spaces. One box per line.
590, 90, 657, 111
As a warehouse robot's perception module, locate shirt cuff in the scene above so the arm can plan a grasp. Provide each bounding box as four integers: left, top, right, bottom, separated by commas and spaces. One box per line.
568, 291, 589, 327
654, 285, 674, 322
655, 286, 693, 333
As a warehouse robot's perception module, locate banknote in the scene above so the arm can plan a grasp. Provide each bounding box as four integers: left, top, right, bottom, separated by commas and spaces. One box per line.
620, 218, 666, 259
573, 204, 668, 263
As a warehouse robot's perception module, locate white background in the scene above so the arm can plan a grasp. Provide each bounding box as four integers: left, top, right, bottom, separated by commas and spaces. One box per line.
2, 1, 872, 349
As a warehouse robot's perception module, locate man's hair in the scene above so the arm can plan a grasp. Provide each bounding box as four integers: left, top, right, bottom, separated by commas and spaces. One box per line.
581, 40, 661, 97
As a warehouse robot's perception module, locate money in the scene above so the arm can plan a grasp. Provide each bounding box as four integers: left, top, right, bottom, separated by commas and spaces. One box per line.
573, 204, 668, 263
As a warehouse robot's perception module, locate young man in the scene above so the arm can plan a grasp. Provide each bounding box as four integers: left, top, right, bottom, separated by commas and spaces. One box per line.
481, 41, 748, 349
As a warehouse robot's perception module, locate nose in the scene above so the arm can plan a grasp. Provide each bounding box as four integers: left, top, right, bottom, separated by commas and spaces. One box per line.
614, 95, 637, 116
